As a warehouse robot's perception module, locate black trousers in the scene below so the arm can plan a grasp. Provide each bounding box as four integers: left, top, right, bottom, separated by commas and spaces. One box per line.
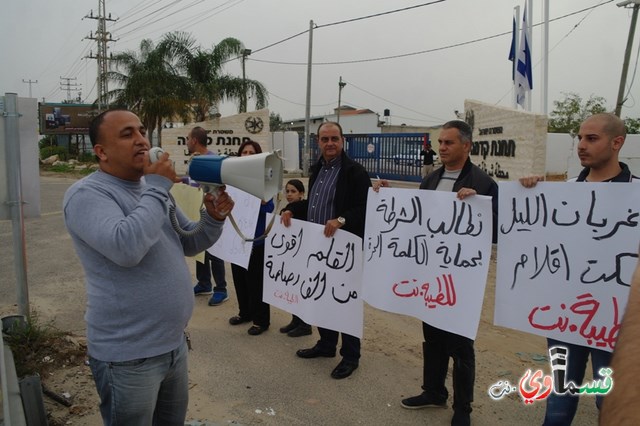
316, 328, 360, 363
230, 245, 270, 327
422, 322, 474, 413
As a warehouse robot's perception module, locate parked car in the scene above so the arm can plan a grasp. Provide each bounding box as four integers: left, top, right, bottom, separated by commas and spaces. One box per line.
392, 153, 439, 167
393, 153, 422, 167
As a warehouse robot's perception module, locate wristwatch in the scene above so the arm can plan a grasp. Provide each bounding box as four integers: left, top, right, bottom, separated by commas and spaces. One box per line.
337, 216, 346, 226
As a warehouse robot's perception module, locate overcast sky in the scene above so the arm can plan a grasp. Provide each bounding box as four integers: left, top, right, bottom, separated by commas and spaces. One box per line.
1, 0, 638, 126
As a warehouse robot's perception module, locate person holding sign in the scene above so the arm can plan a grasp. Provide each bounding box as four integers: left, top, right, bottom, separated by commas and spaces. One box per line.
400, 120, 498, 426
281, 121, 372, 379
520, 113, 638, 426
278, 179, 313, 338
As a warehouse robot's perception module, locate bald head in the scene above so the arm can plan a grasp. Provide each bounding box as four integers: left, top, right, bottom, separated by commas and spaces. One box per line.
583, 113, 626, 141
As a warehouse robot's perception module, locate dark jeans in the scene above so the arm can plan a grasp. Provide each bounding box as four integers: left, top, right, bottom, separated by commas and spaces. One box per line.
196, 252, 227, 293
422, 322, 475, 413
542, 338, 611, 426
316, 328, 360, 363
231, 245, 270, 327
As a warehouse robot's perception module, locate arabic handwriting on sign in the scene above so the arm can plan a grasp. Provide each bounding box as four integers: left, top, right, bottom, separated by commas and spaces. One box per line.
488, 380, 517, 400
265, 257, 301, 288
435, 242, 483, 268
518, 369, 553, 404
375, 195, 422, 233
580, 252, 638, 287
387, 235, 429, 265
307, 238, 356, 272
269, 228, 304, 257
426, 201, 483, 237
273, 290, 299, 305
331, 283, 358, 304
366, 233, 383, 261
391, 273, 457, 309
300, 270, 327, 301
528, 294, 621, 350
500, 193, 548, 234
510, 243, 569, 290
592, 208, 638, 240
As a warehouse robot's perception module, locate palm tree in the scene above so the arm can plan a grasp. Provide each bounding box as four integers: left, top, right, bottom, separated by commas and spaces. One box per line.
106, 39, 191, 146
159, 32, 268, 122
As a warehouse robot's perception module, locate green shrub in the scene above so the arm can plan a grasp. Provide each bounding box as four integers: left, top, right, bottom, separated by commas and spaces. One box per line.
40, 146, 68, 161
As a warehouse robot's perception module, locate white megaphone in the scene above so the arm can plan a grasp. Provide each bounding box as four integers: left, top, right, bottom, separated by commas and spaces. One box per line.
188, 152, 283, 200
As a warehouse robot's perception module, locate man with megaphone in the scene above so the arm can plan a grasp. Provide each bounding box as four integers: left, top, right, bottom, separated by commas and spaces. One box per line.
63, 109, 234, 424
281, 121, 372, 379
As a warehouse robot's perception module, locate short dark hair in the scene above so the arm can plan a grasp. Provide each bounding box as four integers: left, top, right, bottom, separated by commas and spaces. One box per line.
89, 108, 129, 147
286, 179, 305, 194
442, 120, 472, 143
190, 126, 208, 147
237, 139, 262, 156
317, 121, 344, 138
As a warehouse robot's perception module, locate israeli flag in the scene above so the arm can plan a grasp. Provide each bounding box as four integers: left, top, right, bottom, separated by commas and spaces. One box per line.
515, 4, 533, 108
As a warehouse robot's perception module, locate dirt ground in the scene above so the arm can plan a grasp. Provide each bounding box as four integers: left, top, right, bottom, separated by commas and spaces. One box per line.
0, 173, 600, 426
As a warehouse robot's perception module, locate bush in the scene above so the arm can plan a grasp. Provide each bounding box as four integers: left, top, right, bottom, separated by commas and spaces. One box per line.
40, 146, 68, 161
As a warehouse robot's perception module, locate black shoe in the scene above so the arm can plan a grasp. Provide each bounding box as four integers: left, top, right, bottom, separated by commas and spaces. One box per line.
296, 346, 336, 359
400, 393, 447, 409
287, 325, 312, 337
279, 321, 297, 334
451, 411, 470, 426
229, 316, 251, 326
248, 325, 268, 336
330, 359, 358, 379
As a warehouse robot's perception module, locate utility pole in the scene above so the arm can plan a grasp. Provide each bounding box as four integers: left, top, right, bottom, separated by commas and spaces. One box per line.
86, 0, 116, 111
337, 76, 346, 124
21, 79, 38, 98
303, 20, 314, 177
615, 0, 640, 117
60, 77, 81, 103
241, 49, 252, 113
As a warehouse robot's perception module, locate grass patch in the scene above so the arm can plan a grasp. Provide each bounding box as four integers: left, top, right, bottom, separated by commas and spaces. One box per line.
3, 311, 86, 378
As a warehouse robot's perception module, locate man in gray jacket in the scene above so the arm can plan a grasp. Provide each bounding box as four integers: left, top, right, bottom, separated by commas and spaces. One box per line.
63, 109, 234, 424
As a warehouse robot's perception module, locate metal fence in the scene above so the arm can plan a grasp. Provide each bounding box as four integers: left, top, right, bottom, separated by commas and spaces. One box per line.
300, 133, 430, 183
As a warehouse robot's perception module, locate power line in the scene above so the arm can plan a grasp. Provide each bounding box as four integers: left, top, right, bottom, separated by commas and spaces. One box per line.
250, 1, 614, 66
316, 0, 446, 29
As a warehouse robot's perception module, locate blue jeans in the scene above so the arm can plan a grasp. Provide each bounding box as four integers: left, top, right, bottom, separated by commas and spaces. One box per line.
196, 252, 227, 292
542, 338, 611, 426
89, 339, 189, 425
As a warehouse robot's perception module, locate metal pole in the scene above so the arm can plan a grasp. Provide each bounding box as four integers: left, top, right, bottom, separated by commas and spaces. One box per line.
303, 20, 314, 177
615, 3, 639, 117
541, 0, 549, 115
512, 6, 520, 109
526, 0, 532, 112
337, 76, 346, 124
3, 93, 30, 316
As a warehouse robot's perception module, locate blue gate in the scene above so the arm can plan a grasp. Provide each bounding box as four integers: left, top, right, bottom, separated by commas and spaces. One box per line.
300, 133, 430, 183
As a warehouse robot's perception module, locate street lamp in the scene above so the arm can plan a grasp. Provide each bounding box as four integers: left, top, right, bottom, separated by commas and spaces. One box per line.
241, 49, 252, 113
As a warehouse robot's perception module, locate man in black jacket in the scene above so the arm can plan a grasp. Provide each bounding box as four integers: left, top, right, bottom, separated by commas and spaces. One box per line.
401, 120, 498, 426
281, 121, 371, 379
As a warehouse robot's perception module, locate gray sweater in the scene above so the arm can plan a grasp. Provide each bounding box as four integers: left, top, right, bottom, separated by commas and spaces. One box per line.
63, 170, 224, 362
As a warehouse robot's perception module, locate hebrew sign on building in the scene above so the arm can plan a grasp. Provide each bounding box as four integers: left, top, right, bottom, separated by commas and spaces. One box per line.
161, 109, 270, 175
464, 100, 547, 181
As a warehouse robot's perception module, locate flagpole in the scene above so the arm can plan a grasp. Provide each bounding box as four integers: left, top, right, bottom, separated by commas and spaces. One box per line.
512, 5, 521, 109
541, 0, 549, 114
526, 0, 533, 112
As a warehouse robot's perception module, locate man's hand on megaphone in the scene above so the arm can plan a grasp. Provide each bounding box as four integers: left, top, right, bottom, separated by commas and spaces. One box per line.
204, 186, 234, 221
144, 150, 180, 183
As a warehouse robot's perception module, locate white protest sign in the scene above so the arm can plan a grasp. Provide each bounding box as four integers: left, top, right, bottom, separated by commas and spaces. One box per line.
495, 182, 640, 352
263, 214, 364, 338
207, 186, 260, 269
363, 187, 493, 340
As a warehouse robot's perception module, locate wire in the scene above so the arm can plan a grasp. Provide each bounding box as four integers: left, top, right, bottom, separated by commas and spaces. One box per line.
343, 80, 447, 121
268, 90, 336, 108
316, 0, 446, 29
250, 0, 614, 66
